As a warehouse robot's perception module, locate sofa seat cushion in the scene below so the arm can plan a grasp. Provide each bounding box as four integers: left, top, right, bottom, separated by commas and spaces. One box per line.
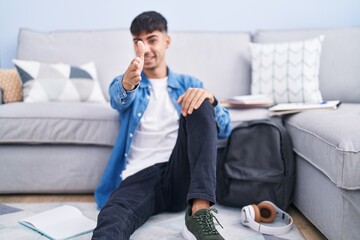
0, 102, 119, 146
0, 103, 268, 147
228, 108, 270, 127
285, 103, 360, 189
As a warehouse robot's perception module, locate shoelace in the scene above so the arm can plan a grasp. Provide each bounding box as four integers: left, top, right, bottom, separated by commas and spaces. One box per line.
192, 208, 224, 236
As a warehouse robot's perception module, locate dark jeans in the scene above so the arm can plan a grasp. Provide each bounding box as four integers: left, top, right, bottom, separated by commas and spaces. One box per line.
92, 101, 218, 239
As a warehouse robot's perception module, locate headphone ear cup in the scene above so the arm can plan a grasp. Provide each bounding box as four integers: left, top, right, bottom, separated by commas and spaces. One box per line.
257, 201, 276, 223
251, 204, 261, 223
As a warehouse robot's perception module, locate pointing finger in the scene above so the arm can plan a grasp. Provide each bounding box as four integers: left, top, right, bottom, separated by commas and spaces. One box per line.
136, 41, 145, 60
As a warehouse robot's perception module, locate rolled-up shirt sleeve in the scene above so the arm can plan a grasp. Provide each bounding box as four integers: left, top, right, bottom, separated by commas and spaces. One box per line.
213, 102, 232, 139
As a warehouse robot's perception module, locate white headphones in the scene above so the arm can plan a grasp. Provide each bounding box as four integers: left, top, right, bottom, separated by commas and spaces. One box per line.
240, 201, 293, 235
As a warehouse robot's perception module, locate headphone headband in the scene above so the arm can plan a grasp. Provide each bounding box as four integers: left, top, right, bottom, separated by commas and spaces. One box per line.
240, 201, 293, 235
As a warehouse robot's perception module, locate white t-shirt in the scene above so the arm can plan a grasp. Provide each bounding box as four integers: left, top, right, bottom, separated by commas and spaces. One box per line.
121, 77, 179, 180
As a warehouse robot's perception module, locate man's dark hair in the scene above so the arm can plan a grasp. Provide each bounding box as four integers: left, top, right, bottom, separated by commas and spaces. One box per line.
130, 11, 168, 35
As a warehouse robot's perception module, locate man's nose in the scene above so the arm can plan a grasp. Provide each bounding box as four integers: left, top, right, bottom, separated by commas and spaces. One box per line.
144, 42, 150, 53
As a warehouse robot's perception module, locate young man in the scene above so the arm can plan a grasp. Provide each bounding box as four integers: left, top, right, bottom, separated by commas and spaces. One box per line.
92, 11, 231, 240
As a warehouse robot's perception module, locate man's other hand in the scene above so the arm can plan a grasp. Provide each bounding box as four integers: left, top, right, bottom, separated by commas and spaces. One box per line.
122, 41, 145, 91
177, 88, 215, 117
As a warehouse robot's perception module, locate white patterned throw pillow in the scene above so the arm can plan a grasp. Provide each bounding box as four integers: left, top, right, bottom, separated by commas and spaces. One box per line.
13, 59, 106, 103
249, 36, 324, 104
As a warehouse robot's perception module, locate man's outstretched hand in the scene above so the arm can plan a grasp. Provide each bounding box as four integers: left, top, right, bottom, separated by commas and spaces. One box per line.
122, 41, 145, 91
177, 88, 215, 117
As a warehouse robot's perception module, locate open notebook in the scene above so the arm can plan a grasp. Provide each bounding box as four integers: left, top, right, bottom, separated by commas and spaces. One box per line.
19, 205, 96, 240
269, 100, 341, 116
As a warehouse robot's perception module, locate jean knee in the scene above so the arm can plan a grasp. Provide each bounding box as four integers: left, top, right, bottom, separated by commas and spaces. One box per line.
187, 100, 214, 121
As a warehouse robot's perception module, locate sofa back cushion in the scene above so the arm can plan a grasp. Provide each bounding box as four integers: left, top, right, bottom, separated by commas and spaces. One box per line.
253, 27, 360, 103
16, 29, 133, 101
16, 28, 252, 101
167, 31, 252, 100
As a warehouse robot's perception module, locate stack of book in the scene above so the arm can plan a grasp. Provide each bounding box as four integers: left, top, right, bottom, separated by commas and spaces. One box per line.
220, 95, 273, 108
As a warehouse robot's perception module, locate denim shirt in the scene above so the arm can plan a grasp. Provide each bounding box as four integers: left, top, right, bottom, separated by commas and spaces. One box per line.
95, 68, 232, 208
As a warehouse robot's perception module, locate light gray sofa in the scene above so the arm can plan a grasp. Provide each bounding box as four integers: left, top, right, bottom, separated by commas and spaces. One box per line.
0, 27, 359, 239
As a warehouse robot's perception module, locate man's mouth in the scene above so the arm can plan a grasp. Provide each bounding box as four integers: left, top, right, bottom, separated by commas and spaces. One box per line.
144, 56, 154, 63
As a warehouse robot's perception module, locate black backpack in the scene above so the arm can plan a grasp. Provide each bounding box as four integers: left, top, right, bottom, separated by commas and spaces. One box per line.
216, 118, 295, 210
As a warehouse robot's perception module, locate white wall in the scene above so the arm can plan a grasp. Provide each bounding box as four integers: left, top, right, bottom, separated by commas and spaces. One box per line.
1, 0, 360, 68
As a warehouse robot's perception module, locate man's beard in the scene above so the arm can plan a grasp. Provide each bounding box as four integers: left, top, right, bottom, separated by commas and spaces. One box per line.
143, 65, 157, 71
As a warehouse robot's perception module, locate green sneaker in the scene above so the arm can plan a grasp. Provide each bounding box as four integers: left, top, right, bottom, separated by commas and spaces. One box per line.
182, 206, 225, 240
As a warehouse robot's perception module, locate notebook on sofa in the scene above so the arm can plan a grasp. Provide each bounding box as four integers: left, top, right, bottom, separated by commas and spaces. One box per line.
19, 205, 96, 240
269, 100, 341, 116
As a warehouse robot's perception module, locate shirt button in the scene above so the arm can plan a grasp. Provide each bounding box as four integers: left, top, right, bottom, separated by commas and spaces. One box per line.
124, 153, 128, 157
147, 95, 150, 99
137, 112, 142, 117
129, 133, 133, 138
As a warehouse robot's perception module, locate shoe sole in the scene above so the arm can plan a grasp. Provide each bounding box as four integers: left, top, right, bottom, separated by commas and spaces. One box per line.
181, 226, 197, 240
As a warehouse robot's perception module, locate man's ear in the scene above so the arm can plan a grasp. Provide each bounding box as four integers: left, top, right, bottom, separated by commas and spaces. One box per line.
165, 34, 171, 49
